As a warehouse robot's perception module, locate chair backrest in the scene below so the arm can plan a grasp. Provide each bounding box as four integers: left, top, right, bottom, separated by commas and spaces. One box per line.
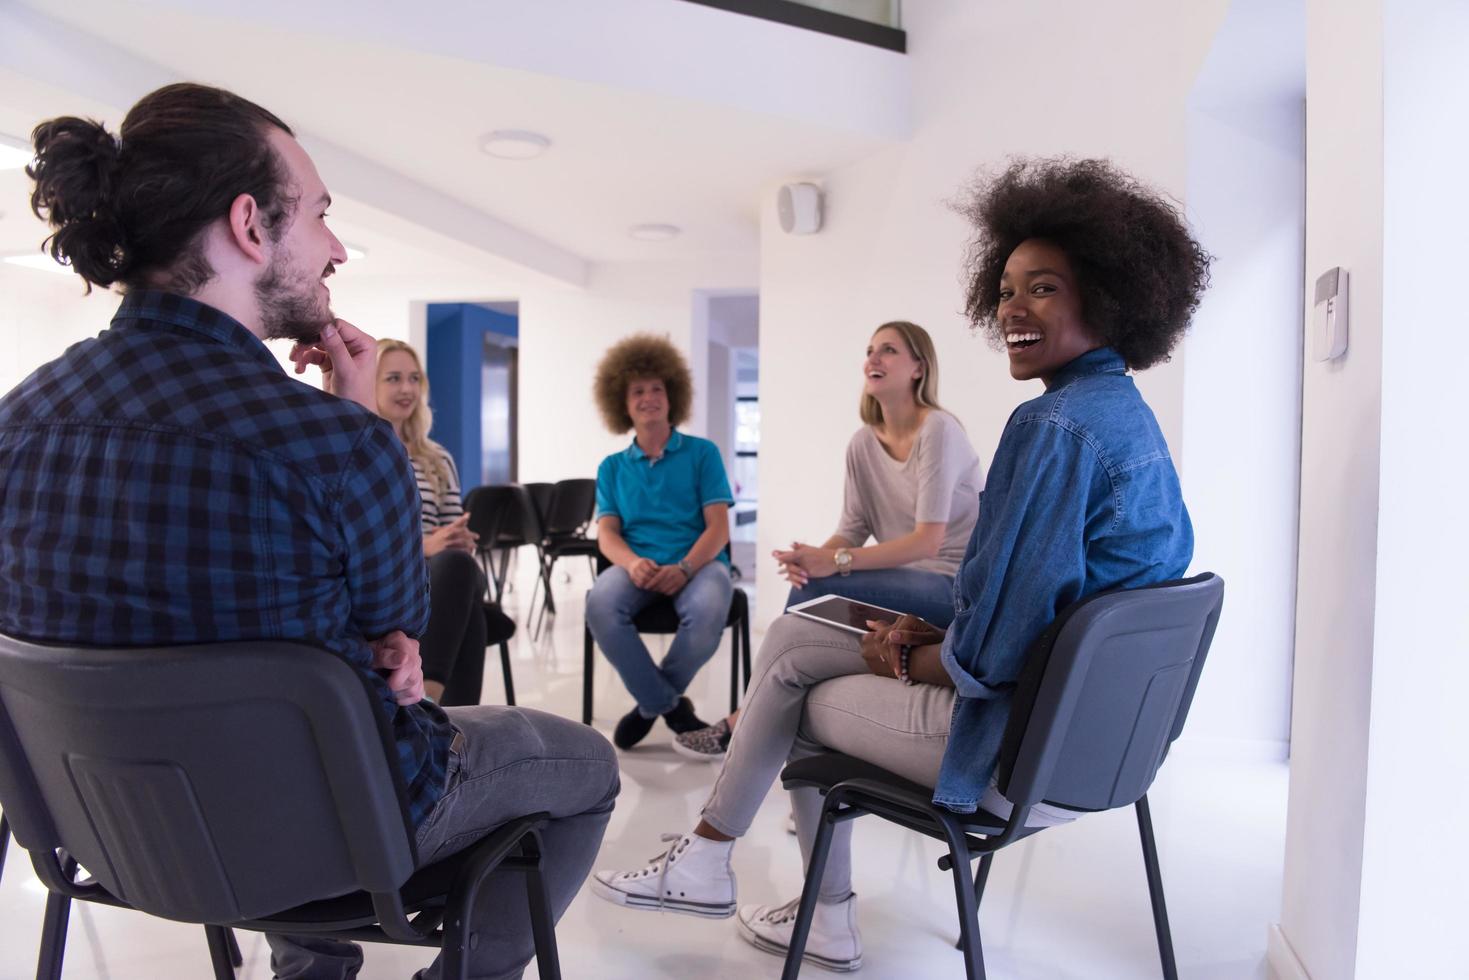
465, 484, 531, 550
542, 479, 596, 539
0, 635, 418, 923
523, 482, 554, 535
995, 573, 1224, 813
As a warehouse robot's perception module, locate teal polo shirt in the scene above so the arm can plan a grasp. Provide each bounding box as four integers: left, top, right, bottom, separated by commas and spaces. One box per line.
595, 430, 733, 566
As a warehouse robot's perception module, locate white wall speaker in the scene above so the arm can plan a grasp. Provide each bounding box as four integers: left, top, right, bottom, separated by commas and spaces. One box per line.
777, 182, 823, 235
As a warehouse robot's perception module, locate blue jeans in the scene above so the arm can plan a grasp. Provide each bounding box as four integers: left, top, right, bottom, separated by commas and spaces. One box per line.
585, 562, 734, 717
268, 705, 619, 980
785, 566, 956, 629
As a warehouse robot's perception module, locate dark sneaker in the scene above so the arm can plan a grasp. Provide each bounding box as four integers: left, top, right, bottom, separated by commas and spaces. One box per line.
614, 707, 658, 750
672, 717, 732, 762
661, 696, 709, 735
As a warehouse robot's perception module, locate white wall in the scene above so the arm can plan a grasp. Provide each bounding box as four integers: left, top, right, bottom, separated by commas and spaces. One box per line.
515, 254, 758, 484
755, 0, 1227, 626
1354, 0, 1469, 973
0, 267, 117, 395
1274, 1, 1383, 976
1182, 0, 1304, 755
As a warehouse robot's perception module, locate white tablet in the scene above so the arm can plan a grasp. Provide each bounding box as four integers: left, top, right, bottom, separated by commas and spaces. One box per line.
785, 594, 910, 636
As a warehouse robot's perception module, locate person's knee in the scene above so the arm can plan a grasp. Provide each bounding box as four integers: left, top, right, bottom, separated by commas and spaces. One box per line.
429, 549, 480, 594
533, 710, 621, 809
584, 572, 627, 627
753, 614, 816, 673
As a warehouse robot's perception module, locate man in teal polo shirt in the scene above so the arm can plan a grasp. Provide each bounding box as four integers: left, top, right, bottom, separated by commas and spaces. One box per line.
586, 334, 734, 750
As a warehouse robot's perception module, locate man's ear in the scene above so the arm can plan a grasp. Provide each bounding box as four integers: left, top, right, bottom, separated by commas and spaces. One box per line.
226, 193, 269, 265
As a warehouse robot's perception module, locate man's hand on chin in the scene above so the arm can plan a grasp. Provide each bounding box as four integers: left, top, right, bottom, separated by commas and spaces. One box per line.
289, 319, 378, 412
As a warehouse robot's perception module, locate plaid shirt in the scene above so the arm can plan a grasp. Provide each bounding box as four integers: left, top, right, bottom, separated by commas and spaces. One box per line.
0, 291, 452, 825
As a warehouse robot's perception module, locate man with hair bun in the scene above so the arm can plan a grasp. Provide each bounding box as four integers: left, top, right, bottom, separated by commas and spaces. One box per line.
1, 82, 618, 980
587, 333, 735, 750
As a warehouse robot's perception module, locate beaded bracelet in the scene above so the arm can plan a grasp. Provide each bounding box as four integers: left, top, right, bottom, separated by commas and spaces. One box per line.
897, 644, 915, 686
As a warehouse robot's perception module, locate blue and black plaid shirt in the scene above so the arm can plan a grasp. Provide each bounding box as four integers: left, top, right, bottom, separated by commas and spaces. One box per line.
0, 291, 452, 825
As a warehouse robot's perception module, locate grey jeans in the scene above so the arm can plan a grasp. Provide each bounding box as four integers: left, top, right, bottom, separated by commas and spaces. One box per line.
702, 615, 1070, 903
268, 705, 620, 980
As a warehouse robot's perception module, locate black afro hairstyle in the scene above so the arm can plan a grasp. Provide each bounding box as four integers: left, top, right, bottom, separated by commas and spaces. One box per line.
959, 157, 1211, 371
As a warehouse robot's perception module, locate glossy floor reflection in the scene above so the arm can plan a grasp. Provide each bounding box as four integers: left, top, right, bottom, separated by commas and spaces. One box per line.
0, 552, 1286, 979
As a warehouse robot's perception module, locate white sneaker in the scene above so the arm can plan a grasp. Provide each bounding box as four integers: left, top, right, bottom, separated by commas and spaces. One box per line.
591, 834, 737, 919
736, 893, 863, 972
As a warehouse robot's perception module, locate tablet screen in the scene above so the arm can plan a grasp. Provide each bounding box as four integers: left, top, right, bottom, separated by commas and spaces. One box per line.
786, 595, 904, 635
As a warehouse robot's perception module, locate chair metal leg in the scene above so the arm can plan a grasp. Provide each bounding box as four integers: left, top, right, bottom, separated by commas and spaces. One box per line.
728, 616, 740, 715
780, 801, 841, 980
494, 548, 512, 602
204, 924, 236, 979
934, 816, 986, 980
499, 642, 517, 705
581, 625, 595, 725
0, 811, 10, 882
522, 836, 563, 980
740, 612, 752, 695
35, 889, 71, 980
1136, 795, 1179, 980
956, 852, 995, 950
226, 928, 243, 967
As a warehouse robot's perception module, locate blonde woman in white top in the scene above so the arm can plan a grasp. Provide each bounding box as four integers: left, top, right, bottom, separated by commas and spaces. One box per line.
775, 320, 982, 628
675, 321, 982, 761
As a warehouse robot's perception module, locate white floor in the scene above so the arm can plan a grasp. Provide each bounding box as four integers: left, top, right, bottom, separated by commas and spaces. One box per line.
0, 552, 1287, 979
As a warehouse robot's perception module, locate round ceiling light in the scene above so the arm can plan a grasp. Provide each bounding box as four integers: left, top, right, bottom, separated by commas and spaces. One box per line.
342, 243, 368, 261
479, 130, 551, 160
628, 223, 681, 242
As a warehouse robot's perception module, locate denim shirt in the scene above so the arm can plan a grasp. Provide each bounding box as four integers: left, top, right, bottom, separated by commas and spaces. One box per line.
934, 348, 1193, 812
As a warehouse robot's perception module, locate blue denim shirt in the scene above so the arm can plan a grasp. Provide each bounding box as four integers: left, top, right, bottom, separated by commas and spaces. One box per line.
934, 348, 1193, 812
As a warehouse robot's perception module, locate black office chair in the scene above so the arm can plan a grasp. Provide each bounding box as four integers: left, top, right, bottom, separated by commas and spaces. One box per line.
0, 634, 562, 980
466, 484, 541, 606
528, 479, 599, 637
581, 550, 752, 726
777, 573, 1224, 980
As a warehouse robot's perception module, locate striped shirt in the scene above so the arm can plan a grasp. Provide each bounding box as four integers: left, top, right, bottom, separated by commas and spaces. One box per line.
411, 446, 464, 530
0, 291, 453, 827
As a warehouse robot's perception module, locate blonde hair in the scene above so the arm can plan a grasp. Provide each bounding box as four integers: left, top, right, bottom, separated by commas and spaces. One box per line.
859, 320, 946, 426
375, 338, 453, 494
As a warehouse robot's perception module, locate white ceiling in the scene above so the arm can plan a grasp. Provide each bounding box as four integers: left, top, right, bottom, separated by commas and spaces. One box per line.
2, 0, 907, 290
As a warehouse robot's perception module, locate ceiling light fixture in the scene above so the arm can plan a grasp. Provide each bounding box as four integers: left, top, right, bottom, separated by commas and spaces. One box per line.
478, 130, 551, 161
3, 253, 71, 275
628, 224, 681, 242
0, 134, 35, 171
342, 243, 368, 261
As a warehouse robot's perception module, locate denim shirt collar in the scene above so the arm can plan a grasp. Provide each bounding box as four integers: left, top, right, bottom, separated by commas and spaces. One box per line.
625, 428, 685, 461
112, 290, 284, 375
1044, 346, 1126, 391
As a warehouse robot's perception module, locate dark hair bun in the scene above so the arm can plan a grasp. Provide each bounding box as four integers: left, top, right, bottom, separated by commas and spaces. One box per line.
28, 117, 129, 289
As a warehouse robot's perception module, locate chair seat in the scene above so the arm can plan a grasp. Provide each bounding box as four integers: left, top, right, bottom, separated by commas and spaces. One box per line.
632, 586, 748, 634
544, 537, 598, 559
248, 848, 463, 931
781, 752, 1009, 836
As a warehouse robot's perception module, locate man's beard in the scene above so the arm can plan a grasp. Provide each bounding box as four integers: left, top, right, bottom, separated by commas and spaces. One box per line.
257, 251, 334, 343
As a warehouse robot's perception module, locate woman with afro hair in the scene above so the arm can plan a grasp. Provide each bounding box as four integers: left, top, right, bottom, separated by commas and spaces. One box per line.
593, 158, 1209, 973
585, 333, 734, 751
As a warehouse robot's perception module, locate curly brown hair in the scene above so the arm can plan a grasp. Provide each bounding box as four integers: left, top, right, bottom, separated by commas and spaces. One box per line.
593, 333, 693, 433
959, 157, 1211, 371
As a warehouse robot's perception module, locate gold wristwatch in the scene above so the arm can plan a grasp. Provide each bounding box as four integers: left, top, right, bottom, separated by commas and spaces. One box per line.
834, 548, 853, 577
